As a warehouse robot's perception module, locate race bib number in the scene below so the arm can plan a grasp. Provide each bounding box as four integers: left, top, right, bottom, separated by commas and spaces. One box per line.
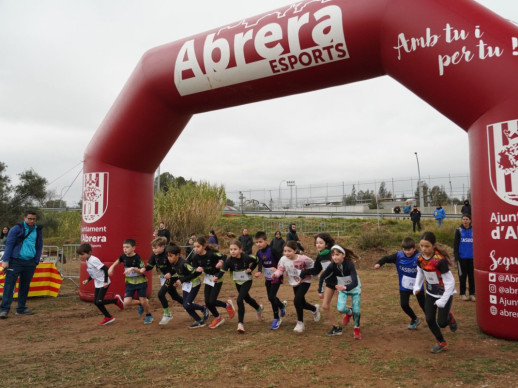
126, 269, 139, 277
182, 282, 192, 292
263, 267, 274, 280
159, 274, 166, 286
203, 274, 215, 287
336, 276, 352, 287
287, 266, 301, 278
424, 271, 439, 284
233, 270, 250, 282
401, 275, 415, 290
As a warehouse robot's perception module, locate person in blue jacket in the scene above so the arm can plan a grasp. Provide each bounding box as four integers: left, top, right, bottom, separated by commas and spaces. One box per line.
0, 211, 43, 318
374, 237, 425, 329
433, 204, 446, 228
454, 214, 475, 301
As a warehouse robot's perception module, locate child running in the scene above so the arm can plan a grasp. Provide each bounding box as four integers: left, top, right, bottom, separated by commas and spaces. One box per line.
300, 233, 337, 335
254, 231, 287, 330
166, 244, 210, 328
215, 240, 263, 333
145, 237, 183, 325
78, 243, 124, 325
108, 238, 153, 324
272, 241, 320, 333
413, 231, 458, 353
374, 237, 425, 330
320, 244, 362, 339
191, 236, 235, 328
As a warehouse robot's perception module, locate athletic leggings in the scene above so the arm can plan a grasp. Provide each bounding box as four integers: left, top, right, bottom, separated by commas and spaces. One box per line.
265, 280, 282, 319
94, 286, 117, 318
183, 284, 205, 321
293, 282, 316, 322
400, 290, 425, 321
425, 293, 453, 343
457, 259, 475, 296
158, 279, 183, 309
235, 280, 260, 323
337, 290, 361, 327
204, 281, 227, 317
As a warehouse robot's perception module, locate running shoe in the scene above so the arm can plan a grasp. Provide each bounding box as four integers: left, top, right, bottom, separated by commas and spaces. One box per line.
16, 308, 34, 315
293, 321, 305, 333
202, 306, 210, 323
237, 323, 245, 333
270, 318, 281, 330
209, 316, 225, 329
313, 304, 321, 322
449, 312, 458, 332
460, 295, 469, 301
159, 313, 173, 325
326, 325, 343, 336
226, 300, 236, 319
430, 341, 448, 353
115, 294, 124, 310
342, 311, 353, 326
144, 314, 153, 324
353, 327, 362, 340
279, 300, 288, 318
469, 295, 476, 302
137, 304, 144, 315
189, 321, 206, 329
99, 316, 115, 326
408, 317, 421, 330
256, 305, 264, 321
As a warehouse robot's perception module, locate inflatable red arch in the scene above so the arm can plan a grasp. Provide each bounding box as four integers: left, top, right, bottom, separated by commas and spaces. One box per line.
81, 0, 518, 340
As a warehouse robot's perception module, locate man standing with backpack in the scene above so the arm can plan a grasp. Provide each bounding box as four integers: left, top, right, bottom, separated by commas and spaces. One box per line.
0, 211, 43, 318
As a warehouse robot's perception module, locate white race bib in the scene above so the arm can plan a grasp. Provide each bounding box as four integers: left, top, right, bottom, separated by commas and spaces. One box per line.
233, 270, 250, 282
287, 266, 301, 278
159, 274, 166, 286
126, 269, 139, 277
401, 275, 415, 290
337, 276, 352, 286
263, 267, 274, 280
203, 274, 215, 287
182, 282, 192, 292
424, 271, 439, 284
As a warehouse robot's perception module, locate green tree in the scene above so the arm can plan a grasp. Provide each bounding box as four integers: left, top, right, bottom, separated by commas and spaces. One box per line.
154, 172, 193, 193
429, 185, 449, 205
377, 181, 392, 200
343, 185, 357, 205
13, 169, 48, 208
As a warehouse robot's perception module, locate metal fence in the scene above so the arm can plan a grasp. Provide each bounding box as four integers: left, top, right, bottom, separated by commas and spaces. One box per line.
259, 218, 348, 237
227, 174, 471, 211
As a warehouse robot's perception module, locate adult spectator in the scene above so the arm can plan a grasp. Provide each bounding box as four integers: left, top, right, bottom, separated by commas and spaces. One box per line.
461, 200, 471, 217
270, 231, 286, 260
208, 230, 219, 248
1, 226, 9, 246
402, 201, 411, 214
157, 222, 171, 244
286, 223, 304, 252
410, 205, 422, 233
185, 233, 197, 261
238, 228, 253, 254
433, 204, 446, 228
0, 211, 43, 318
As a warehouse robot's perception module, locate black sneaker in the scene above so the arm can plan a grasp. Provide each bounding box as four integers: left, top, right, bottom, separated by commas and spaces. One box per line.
0, 311, 8, 319
449, 312, 458, 332
202, 306, 210, 324
326, 325, 343, 336
189, 321, 206, 329
16, 308, 34, 315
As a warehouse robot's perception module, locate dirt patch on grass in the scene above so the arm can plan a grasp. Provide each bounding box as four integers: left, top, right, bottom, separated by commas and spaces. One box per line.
2, 247, 517, 387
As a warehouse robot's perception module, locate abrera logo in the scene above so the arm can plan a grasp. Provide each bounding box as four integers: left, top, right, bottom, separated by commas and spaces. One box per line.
487, 120, 518, 206
82, 172, 109, 224
174, 0, 349, 96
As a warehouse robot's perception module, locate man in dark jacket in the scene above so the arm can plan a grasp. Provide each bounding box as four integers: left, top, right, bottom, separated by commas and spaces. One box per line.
1, 211, 43, 318
410, 206, 422, 233
238, 228, 253, 254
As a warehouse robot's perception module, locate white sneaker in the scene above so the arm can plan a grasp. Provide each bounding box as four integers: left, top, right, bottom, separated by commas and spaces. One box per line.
159, 314, 173, 325
313, 304, 321, 322
237, 323, 245, 333
256, 305, 264, 321
293, 321, 305, 333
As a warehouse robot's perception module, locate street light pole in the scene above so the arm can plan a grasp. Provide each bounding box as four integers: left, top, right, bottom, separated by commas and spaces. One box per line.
287, 180, 296, 208
278, 179, 286, 209
414, 152, 424, 211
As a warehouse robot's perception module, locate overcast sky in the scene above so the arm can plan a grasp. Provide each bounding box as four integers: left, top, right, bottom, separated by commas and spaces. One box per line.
1, 0, 516, 206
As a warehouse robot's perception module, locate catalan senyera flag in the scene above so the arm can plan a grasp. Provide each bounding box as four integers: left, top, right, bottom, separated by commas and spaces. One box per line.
0, 263, 63, 298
